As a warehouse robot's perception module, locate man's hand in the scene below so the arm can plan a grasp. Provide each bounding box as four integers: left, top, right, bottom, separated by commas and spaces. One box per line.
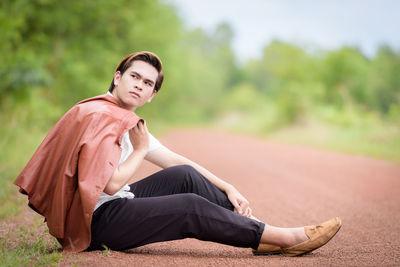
226, 186, 252, 218
129, 119, 149, 153
105, 119, 149, 195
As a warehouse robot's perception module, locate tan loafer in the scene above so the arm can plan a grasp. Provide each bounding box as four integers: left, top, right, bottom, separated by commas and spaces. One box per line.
282, 217, 342, 257
252, 243, 282, 255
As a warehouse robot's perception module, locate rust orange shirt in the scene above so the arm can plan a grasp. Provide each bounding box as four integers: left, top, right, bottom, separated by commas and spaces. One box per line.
14, 94, 140, 252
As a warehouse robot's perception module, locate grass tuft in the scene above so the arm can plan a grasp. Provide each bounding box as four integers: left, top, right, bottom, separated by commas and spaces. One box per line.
0, 224, 62, 266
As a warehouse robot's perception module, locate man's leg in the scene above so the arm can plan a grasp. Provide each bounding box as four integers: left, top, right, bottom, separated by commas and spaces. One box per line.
129, 165, 234, 210
89, 193, 264, 251
90, 165, 341, 255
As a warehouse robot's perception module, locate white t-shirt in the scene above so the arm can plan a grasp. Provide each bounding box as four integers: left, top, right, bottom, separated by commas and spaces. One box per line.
94, 92, 163, 211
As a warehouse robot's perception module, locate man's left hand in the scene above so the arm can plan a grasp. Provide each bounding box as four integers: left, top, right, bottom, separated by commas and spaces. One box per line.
226, 186, 252, 218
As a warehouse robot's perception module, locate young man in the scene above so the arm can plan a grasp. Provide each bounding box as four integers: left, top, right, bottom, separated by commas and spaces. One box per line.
15, 51, 341, 256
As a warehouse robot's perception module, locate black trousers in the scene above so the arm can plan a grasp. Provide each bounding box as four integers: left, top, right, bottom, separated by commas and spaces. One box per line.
88, 165, 265, 251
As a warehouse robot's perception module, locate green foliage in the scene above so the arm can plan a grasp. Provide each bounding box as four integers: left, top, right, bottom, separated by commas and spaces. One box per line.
138, 22, 238, 123
370, 45, 400, 113
0, 90, 61, 219
266, 118, 400, 163
320, 47, 372, 108
0, 218, 62, 266
2, 0, 398, 125
220, 83, 264, 112
0, 0, 183, 107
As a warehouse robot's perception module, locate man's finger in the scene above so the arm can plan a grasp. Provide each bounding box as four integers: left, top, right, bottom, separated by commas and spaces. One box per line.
136, 119, 143, 128
240, 200, 249, 212
233, 200, 243, 214
245, 207, 252, 218
242, 206, 249, 217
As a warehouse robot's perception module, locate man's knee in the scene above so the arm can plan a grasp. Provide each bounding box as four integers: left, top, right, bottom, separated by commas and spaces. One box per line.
173, 164, 196, 174
164, 165, 208, 194
175, 193, 209, 210
168, 165, 199, 180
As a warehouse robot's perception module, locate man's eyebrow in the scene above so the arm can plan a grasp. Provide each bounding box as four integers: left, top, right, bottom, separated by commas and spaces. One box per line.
130, 71, 155, 84
130, 71, 141, 77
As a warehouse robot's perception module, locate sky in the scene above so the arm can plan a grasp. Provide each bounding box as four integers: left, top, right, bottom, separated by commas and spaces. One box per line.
166, 0, 400, 61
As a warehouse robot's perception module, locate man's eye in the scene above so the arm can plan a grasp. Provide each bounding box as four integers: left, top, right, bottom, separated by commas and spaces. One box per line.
131, 74, 137, 79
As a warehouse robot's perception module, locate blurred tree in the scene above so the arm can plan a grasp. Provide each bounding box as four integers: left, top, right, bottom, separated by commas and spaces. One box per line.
1, 0, 398, 126
320, 47, 372, 109
142, 22, 238, 123
0, 0, 183, 108
244, 41, 321, 99
370, 45, 400, 114
0, 0, 51, 104
242, 41, 321, 123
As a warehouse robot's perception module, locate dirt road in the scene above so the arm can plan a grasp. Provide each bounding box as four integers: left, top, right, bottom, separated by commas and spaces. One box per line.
56, 129, 400, 266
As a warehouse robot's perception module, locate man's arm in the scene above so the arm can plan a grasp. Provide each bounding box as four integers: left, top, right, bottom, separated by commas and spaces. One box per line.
104, 120, 149, 195
144, 146, 252, 217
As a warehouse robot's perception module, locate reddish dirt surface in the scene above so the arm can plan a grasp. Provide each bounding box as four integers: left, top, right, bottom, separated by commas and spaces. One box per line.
10, 129, 400, 266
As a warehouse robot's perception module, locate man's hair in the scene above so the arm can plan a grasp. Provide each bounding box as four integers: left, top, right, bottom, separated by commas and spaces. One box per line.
108, 51, 164, 92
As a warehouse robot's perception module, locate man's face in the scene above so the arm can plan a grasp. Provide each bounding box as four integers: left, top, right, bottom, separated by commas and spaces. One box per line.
112, 60, 158, 111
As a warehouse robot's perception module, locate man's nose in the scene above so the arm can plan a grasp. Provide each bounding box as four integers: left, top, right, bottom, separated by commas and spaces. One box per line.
134, 80, 143, 90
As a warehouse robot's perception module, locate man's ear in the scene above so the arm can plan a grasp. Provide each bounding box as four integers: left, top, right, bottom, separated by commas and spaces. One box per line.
147, 91, 157, 103
113, 71, 121, 86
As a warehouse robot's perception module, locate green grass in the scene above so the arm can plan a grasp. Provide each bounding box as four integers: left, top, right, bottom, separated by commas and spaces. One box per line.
0, 125, 48, 219
264, 120, 400, 163
0, 97, 63, 266
0, 215, 62, 266
213, 110, 400, 164
102, 244, 111, 257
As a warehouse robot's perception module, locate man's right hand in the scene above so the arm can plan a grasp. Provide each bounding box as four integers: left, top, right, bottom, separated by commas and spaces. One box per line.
105, 119, 149, 195
129, 119, 149, 153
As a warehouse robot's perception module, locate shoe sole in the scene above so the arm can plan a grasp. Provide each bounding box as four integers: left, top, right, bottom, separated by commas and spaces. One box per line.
252, 250, 282, 256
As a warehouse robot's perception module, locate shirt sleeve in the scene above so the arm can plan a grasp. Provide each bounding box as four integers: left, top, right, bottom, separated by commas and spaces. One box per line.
148, 132, 163, 152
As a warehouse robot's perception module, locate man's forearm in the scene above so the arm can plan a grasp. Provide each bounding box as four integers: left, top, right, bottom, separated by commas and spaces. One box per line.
104, 149, 147, 195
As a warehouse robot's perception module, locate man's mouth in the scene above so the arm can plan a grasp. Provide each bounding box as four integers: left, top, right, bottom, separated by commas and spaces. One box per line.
129, 91, 140, 98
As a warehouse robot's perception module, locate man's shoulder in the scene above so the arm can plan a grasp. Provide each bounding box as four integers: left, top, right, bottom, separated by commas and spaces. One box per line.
70, 94, 133, 121
49, 94, 140, 139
